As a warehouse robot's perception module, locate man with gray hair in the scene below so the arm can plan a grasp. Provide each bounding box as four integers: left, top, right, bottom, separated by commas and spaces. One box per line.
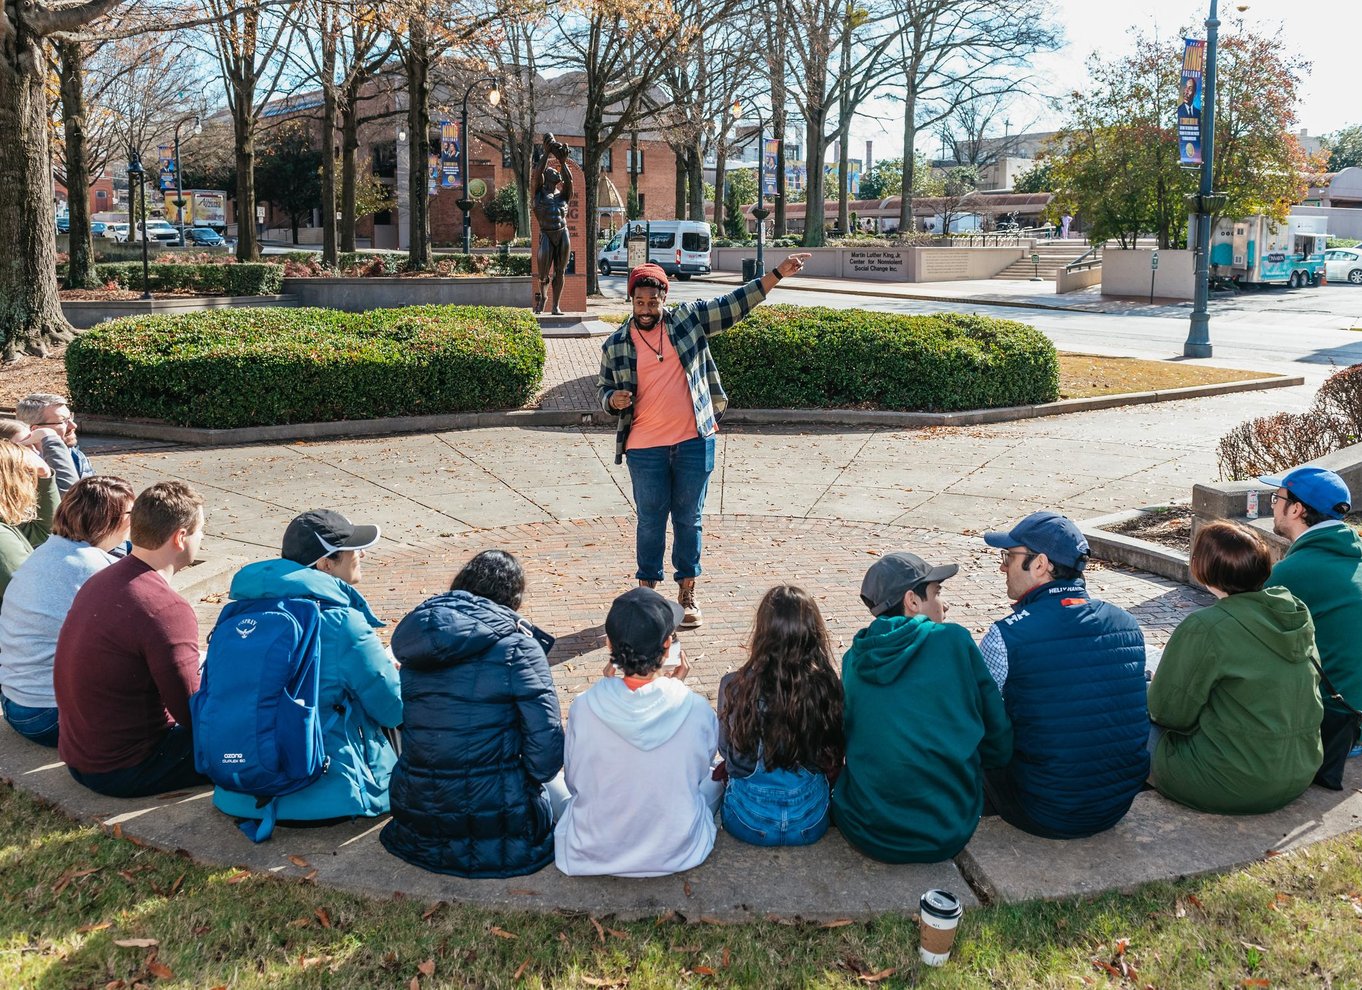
16, 393, 92, 496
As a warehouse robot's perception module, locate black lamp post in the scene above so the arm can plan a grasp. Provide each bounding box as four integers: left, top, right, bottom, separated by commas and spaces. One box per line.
732, 100, 769, 278
1184, 0, 1222, 358
172, 114, 202, 246
126, 147, 151, 300
458, 77, 501, 255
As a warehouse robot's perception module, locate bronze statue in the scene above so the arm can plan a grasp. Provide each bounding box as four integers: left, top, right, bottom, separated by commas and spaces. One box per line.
532, 133, 574, 315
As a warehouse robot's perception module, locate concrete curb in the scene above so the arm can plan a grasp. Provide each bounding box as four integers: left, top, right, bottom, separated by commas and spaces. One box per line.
74, 374, 1306, 445
1080, 508, 1192, 585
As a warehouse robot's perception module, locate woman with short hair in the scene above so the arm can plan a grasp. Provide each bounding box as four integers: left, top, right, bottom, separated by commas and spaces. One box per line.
0, 475, 135, 746
1148, 521, 1323, 814
381, 549, 565, 878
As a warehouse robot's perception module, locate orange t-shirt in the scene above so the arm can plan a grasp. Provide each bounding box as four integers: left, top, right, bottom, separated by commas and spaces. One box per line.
626, 322, 700, 450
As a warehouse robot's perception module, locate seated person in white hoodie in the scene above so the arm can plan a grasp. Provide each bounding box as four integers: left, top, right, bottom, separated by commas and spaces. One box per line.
554, 587, 721, 878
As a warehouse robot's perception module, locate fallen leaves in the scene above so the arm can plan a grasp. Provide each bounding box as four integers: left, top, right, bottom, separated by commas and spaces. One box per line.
287, 854, 311, 869
819, 918, 855, 929
422, 901, 447, 921
578, 977, 628, 988
76, 921, 112, 934
1091, 938, 1139, 983
225, 870, 251, 885
314, 907, 332, 929
147, 959, 175, 980
417, 959, 435, 976
512, 958, 531, 980
113, 938, 160, 948
52, 867, 101, 894
489, 926, 518, 940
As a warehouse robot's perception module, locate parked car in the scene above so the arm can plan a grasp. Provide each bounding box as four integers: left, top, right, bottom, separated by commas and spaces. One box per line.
90, 221, 107, 237
597, 220, 711, 278
55, 216, 70, 234
103, 223, 129, 241
1324, 248, 1362, 285
132, 220, 180, 243
185, 226, 224, 246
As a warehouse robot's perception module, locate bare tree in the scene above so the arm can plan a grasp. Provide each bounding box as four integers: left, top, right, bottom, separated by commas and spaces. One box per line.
487, 17, 545, 237
938, 88, 1032, 174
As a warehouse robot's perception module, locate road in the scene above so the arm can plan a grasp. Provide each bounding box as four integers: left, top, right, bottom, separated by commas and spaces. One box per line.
598, 274, 1362, 383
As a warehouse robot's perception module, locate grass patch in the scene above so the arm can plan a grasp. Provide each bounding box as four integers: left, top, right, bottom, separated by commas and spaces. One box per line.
4, 783, 1362, 988
1058, 354, 1277, 399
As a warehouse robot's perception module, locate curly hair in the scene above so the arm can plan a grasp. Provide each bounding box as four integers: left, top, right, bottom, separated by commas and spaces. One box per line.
451, 549, 525, 611
720, 585, 845, 774
609, 637, 669, 678
0, 443, 39, 525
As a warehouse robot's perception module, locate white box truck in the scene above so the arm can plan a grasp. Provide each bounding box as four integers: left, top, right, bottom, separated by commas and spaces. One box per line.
1208, 214, 1327, 288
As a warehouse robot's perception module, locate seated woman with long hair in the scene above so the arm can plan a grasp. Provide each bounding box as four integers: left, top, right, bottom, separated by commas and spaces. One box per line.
381, 549, 565, 879
718, 584, 844, 846
0, 476, 135, 746
1148, 521, 1323, 814
0, 441, 58, 606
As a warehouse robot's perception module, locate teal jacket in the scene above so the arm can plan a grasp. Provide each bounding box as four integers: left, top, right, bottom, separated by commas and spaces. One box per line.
831, 615, 1012, 863
1148, 588, 1322, 814
212, 560, 403, 823
1268, 522, 1362, 714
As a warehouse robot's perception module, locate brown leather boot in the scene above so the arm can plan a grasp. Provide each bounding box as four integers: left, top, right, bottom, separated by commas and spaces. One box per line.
677, 578, 702, 628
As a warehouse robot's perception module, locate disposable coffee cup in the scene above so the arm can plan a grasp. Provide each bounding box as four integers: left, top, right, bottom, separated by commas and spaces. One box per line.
918, 888, 963, 967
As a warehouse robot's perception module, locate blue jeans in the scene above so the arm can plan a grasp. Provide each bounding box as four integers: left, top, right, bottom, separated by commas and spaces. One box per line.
722, 764, 830, 847
625, 434, 716, 583
68, 724, 207, 798
2, 696, 59, 748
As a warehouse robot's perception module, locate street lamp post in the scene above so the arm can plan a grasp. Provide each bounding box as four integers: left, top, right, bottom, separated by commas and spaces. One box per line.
126, 147, 151, 300
1184, 0, 1221, 358
458, 77, 501, 255
172, 114, 202, 246
732, 100, 769, 278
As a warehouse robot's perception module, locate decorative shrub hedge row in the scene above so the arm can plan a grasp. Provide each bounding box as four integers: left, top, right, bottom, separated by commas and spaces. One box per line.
710, 306, 1059, 411
66, 305, 545, 429
95, 262, 284, 296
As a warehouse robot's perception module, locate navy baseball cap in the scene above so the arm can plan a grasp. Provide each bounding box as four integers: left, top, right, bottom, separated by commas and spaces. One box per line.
983, 511, 1090, 571
605, 587, 684, 658
1258, 466, 1352, 520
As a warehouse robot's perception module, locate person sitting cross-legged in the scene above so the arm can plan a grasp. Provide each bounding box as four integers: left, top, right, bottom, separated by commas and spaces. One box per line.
979, 511, 1150, 839
54, 481, 208, 798
831, 553, 1012, 863
554, 587, 721, 878
0, 476, 134, 747
382, 549, 565, 879
1148, 522, 1322, 814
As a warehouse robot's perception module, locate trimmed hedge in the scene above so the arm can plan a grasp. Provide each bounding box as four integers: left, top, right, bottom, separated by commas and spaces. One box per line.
96, 262, 284, 296
66, 305, 545, 429
710, 306, 1059, 411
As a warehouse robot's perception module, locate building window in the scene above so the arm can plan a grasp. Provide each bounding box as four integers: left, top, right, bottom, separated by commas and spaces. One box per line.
373, 143, 397, 179
502, 143, 514, 167
626, 149, 645, 174
602, 148, 612, 172
637, 193, 645, 212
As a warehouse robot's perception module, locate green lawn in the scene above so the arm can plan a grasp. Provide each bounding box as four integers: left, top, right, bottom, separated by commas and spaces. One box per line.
3, 784, 1361, 988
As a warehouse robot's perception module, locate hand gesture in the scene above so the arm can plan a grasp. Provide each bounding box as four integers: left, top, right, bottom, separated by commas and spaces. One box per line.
20, 445, 51, 479
775, 253, 811, 279
609, 390, 634, 411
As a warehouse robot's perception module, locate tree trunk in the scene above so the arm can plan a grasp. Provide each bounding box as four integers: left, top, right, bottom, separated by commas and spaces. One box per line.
686, 145, 703, 223
233, 105, 260, 260
319, 32, 338, 267
673, 147, 686, 219
713, 144, 727, 235
583, 145, 602, 297
899, 91, 918, 232
837, 127, 851, 237
405, 23, 431, 270
59, 42, 99, 290
340, 81, 360, 253
803, 118, 828, 247
0, 38, 75, 359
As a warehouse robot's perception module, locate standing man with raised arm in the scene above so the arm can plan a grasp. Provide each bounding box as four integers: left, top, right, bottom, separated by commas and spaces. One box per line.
597, 253, 810, 627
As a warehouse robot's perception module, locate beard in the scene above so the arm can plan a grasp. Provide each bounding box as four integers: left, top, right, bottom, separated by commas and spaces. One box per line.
633, 314, 660, 329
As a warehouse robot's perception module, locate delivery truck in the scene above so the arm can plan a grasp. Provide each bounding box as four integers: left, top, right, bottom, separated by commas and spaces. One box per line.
1208, 214, 1327, 288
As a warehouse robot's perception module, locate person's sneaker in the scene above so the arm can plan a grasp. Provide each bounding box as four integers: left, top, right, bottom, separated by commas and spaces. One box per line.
677, 578, 702, 628
638, 579, 658, 589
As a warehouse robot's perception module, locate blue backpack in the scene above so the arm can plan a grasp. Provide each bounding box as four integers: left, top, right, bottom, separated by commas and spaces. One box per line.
192, 597, 341, 842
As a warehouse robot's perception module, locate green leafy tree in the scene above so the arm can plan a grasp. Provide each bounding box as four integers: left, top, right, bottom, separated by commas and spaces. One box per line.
1011, 158, 1053, 193
332, 164, 395, 225
1323, 125, 1362, 171
722, 168, 758, 240
857, 154, 934, 199
255, 123, 324, 246
482, 181, 520, 233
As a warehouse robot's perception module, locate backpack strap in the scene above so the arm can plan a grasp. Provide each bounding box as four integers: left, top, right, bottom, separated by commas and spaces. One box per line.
1313, 659, 1362, 718
239, 701, 348, 844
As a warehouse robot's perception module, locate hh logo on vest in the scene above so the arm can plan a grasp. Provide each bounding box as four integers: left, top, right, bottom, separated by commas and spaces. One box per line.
1004, 609, 1031, 626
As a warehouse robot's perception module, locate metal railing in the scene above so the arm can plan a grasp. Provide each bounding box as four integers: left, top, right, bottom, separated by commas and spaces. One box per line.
1064, 244, 1103, 273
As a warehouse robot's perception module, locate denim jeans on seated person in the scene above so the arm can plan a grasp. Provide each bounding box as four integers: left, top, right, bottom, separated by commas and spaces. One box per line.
722, 763, 831, 847
2, 696, 59, 748
68, 724, 208, 798
624, 435, 716, 583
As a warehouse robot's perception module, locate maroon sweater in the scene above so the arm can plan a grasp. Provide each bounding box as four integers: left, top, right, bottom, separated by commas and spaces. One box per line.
54, 556, 201, 774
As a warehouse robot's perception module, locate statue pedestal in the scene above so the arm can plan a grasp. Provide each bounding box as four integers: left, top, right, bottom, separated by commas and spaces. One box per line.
530, 207, 587, 314
535, 313, 614, 338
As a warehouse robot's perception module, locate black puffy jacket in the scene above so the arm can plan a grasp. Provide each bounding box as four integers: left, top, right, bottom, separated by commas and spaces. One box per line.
380, 591, 564, 878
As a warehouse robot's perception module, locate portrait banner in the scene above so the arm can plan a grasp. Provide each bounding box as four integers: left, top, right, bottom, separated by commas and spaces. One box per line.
1178, 38, 1206, 167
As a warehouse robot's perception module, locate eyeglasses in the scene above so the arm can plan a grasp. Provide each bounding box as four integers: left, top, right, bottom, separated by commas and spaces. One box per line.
35, 416, 75, 427
1269, 492, 1295, 506
998, 549, 1037, 568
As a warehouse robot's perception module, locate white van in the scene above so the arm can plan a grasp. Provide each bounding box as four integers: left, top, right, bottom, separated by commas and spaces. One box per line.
597, 221, 711, 279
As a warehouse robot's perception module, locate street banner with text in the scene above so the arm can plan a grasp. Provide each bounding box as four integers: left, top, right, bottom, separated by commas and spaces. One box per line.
1178, 38, 1206, 167
439, 120, 461, 188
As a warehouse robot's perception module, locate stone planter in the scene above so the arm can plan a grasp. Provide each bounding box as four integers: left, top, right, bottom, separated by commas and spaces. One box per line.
62, 294, 296, 329
280, 276, 533, 311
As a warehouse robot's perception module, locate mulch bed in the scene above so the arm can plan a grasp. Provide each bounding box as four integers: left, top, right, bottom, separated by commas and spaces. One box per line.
1106, 505, 1193, 554
59, 288, 218, 300
0, 349, 69, 410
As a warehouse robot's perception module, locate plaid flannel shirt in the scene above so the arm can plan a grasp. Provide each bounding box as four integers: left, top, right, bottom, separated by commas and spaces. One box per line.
598, 279, 768, 463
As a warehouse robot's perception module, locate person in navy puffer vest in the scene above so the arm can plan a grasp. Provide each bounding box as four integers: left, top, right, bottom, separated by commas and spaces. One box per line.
381, 550, 567, 879
978, 512, 1149, 838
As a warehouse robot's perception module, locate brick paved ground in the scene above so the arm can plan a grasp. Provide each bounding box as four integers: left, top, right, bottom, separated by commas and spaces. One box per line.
534, 337, 602, 411
195, 514, 1210, 715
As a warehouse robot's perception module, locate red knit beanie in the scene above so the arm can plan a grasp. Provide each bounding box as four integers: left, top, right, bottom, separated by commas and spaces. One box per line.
627, 263, 670, 297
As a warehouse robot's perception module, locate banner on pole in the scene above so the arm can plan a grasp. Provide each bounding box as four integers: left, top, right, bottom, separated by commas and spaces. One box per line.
1178, 38, 1206, 167
762, 139, 779, 196
427, 154, 440, 196
439, 120, 461, 188
157, 145, 176, 192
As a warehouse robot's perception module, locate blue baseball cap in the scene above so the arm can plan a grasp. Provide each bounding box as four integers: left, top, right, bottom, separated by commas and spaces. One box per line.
983, 511, 1090, 571
1258, 467, 1352, 520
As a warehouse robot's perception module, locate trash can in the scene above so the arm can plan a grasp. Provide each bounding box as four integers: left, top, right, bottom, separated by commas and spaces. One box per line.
741, 258, 757, 281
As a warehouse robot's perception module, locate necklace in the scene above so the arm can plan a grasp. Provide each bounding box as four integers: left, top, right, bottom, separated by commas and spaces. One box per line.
635, 321, 665, 362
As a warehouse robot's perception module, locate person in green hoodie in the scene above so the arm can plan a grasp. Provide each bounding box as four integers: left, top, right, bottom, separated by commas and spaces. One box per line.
831, 551, 1012, 863
1260, 466, 1362, 790
1148, 522, 1322, 814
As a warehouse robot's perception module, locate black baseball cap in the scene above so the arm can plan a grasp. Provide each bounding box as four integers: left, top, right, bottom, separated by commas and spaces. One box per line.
605, 587, 684, 658
282, 509, 381, 565
860, 551, 959, 616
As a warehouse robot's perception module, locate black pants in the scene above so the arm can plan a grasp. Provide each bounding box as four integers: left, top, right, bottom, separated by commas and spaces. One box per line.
1315, 707, 1362, 791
